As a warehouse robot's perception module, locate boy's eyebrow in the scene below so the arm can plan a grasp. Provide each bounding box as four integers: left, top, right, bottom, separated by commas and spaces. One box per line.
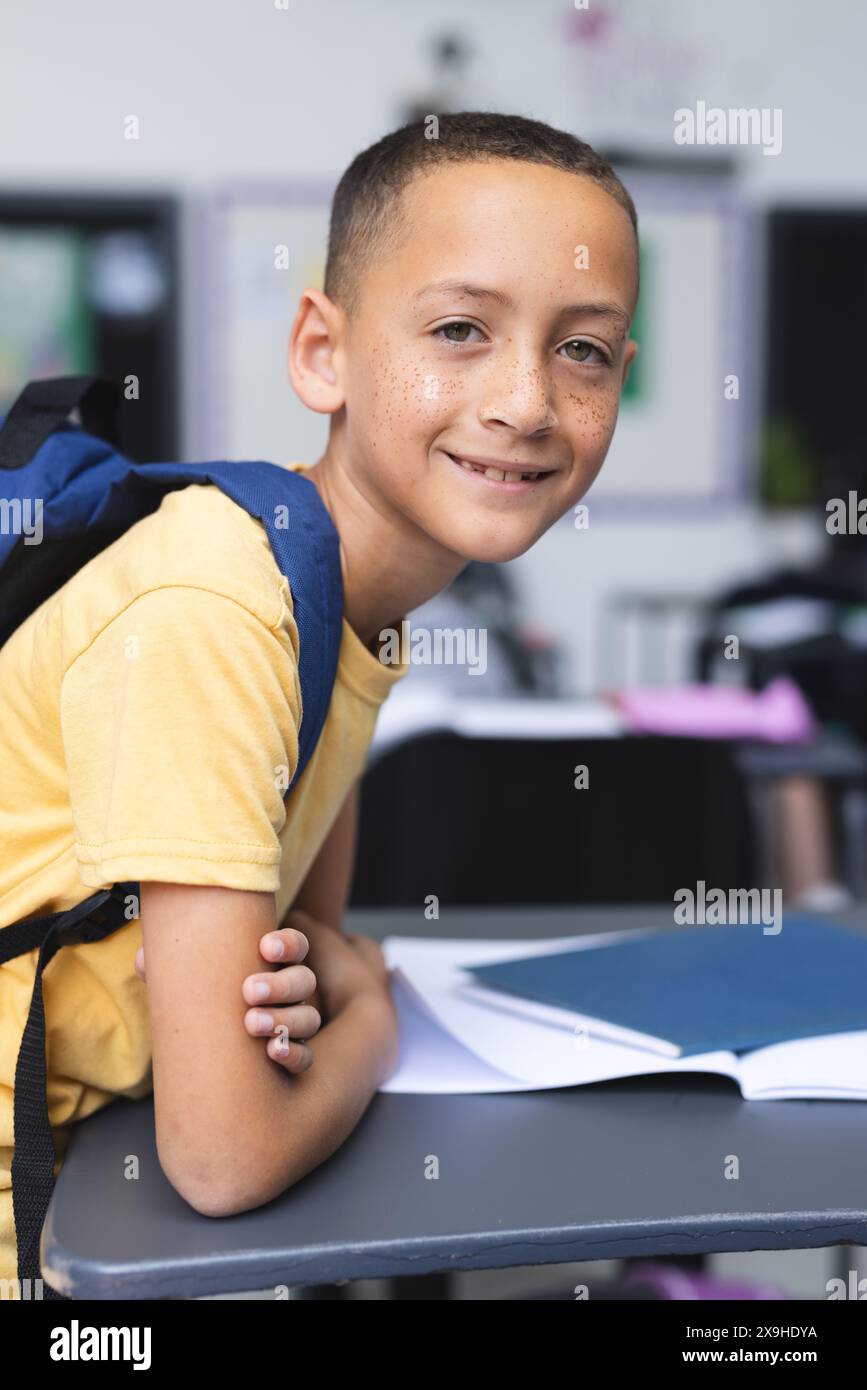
410, 280, 629, 326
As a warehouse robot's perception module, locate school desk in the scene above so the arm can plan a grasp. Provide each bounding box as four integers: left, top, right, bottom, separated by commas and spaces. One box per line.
41, 905, 867, 1299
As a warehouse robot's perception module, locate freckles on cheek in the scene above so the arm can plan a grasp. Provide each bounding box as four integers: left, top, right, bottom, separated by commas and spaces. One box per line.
367, 354, 459, 434
564, 384, 621, 453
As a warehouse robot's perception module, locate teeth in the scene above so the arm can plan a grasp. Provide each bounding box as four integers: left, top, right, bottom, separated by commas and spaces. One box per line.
453, 455, 544, 482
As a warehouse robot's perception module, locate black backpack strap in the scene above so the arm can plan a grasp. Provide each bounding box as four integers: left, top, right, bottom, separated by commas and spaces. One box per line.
2, 884, 136, 1299
0, 376, 120, 471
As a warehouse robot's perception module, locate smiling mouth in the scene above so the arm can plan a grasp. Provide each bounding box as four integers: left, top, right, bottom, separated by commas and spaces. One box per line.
445, 453, 555, 484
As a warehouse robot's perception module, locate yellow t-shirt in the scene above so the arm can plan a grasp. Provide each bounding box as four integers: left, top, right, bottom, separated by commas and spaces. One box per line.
0, 463, 407, 1292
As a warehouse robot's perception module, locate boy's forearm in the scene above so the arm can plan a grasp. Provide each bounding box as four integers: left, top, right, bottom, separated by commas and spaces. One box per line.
235, 989, 398, 1212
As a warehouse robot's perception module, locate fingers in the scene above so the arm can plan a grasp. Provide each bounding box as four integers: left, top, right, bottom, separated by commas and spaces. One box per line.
266, 1034, 314, 1073
245, 1003, 321, 1040
258, 922, 311, 964
245, 1003, 320, 1039
246, 921, 320, 1076
243, 962, 317, 1007
248, 922, 315, 1007
245, 1004, 320, 1074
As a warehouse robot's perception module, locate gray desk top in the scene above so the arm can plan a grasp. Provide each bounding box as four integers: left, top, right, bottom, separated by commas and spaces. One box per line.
43, 905, 867, 1299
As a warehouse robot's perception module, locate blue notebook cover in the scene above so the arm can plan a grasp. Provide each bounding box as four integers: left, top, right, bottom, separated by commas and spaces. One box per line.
465, 915, 867, 1057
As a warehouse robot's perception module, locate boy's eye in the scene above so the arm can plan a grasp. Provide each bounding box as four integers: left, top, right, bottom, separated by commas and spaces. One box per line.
560, 338, 609, 366
433, 322, 612, 366
433, 320, 482, 344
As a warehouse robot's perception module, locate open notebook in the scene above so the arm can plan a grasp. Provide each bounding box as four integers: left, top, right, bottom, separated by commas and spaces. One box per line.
380, 928, 867, 1100
464, 915, 867, 1057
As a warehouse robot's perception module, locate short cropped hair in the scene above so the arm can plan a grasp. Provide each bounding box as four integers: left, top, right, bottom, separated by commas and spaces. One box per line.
323, 110, 638, 319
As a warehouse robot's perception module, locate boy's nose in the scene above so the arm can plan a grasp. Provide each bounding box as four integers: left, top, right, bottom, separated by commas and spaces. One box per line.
478, 362, 557, 435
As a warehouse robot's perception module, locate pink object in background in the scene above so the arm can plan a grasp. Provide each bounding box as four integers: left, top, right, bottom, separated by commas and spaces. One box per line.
621, 1260, 789, 1301
612, 677, 817, 744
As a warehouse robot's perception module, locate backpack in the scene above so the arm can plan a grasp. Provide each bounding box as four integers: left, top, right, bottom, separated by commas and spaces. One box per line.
0, 375, 344, 1299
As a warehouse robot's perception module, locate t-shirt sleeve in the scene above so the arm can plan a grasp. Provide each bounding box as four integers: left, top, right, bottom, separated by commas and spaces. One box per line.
60, 586, 302, 893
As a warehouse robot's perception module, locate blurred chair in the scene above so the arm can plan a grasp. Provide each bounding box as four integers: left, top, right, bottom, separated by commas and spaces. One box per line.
406, 560, 563, 697
350, 732, 758, 908
602, 588, 713, 687
695, 568, 867, 741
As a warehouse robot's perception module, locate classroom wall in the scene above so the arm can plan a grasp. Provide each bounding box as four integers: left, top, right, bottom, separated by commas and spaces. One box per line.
2, 0, 863, 691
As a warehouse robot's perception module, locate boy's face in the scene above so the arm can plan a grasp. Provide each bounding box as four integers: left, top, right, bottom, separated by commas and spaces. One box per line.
329, 159, 638, 564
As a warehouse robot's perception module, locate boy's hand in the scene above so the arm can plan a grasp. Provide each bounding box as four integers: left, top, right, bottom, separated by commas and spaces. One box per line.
288, 909, 392, 1019
134, 918, 322, 1075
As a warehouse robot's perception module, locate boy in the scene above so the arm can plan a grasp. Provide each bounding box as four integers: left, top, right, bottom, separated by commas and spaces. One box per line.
0, 111, 638, 1293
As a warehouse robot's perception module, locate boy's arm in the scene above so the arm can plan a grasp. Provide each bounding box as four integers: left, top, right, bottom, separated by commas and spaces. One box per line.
287, 779, 360, 931
279, 780, 360, 1022
142, 879, 396, 1218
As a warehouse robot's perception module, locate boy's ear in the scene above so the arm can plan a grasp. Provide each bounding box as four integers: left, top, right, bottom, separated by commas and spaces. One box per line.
287, 288, 347, 415
621, 337, 639, 390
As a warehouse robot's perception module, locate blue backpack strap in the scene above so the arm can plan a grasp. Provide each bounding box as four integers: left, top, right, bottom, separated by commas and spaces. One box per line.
116, 461, 344, 789
0, 374, 120, 470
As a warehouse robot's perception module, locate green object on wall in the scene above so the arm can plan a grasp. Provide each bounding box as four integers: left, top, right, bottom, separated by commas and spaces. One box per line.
622, 240, 648, 405
759, 415, 817, 506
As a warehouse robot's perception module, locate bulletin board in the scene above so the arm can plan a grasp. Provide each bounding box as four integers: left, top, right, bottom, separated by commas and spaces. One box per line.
0, 228, 93, 409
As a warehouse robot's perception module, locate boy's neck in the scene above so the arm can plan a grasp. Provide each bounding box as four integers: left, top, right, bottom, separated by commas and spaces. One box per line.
304, 435, 467, 651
